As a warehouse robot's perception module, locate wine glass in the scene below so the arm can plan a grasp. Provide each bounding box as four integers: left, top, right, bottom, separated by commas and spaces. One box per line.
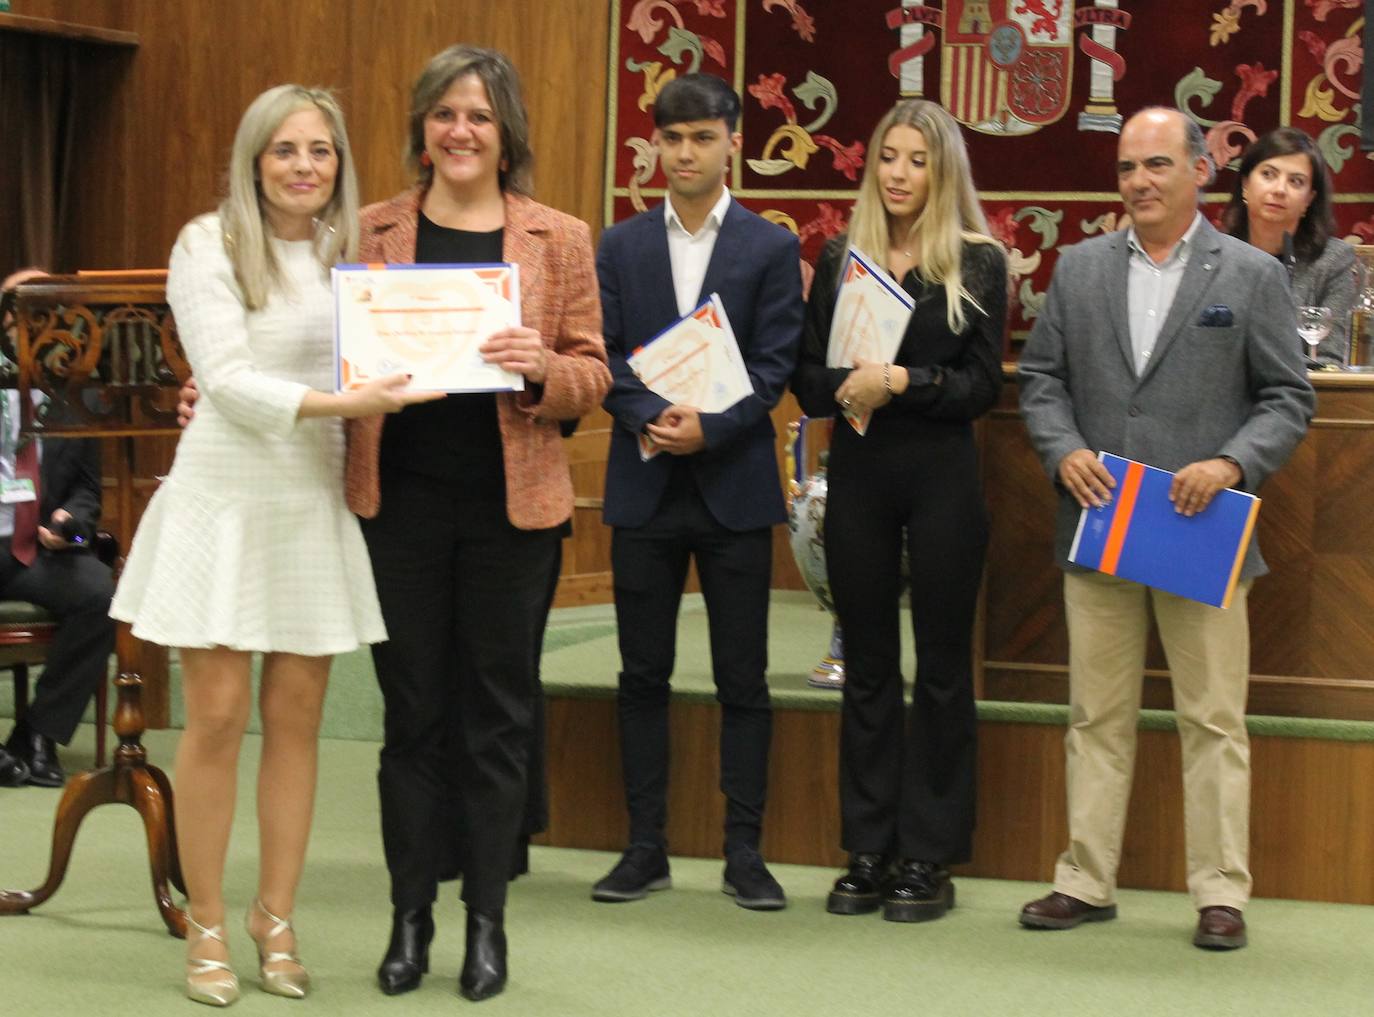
1297, 305, 1333, 365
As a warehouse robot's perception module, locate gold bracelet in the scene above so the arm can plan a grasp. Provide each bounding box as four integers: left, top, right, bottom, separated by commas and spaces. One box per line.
882, 362, 892, 394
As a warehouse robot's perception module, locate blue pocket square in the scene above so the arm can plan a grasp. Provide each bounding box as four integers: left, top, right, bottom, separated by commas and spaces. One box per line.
1197, 304, 1234, 327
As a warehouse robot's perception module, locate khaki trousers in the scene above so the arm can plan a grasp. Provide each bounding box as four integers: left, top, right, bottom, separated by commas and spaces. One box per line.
1052, 571, 1253, 910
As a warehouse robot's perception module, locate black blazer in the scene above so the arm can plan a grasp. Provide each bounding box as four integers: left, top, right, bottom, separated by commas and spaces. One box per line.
597, 199, 803, 531
37, 436, 102, 532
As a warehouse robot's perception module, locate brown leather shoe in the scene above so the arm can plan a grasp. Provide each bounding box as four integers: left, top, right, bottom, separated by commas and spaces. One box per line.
1193, 906, 1246, 950
1019, 891, 1117, 929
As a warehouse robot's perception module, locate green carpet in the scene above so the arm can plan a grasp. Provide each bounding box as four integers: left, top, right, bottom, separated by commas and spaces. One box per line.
4, 593, 1374, 742
1, 724, 1371, 1015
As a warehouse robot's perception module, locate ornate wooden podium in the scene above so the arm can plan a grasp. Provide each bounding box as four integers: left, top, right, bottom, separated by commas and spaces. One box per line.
0, 272, 191, 937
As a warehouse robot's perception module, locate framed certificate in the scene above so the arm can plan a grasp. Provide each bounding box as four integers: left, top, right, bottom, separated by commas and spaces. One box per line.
332, 263, 524, 393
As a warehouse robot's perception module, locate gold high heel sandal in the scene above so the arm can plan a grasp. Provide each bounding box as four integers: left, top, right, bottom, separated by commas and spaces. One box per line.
185, 916, 240, 1007
245, 898, 310, 998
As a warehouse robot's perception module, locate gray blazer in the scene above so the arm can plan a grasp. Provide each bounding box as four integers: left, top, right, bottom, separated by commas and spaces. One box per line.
1018, 216, 1315, 580
1291, 236, 1357, 367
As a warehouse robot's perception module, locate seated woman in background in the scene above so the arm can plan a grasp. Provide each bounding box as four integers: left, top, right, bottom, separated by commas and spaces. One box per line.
1221, 126, 1356, 367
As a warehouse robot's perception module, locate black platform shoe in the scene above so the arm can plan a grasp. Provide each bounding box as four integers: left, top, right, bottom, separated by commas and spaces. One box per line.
883, 859, 955, 923
377, 906, 434, 995
458, 908, 507, 1002
826, 853, 889, 915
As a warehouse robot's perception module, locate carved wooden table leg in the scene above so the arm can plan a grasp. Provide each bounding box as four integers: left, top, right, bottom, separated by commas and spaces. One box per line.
0, 672, 186, 938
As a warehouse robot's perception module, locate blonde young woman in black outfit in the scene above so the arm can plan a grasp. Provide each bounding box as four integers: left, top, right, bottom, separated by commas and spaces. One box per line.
792, 99, 1006, 922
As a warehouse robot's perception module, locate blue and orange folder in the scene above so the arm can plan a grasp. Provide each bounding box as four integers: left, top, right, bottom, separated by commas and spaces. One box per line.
1068, 453, 1261, 609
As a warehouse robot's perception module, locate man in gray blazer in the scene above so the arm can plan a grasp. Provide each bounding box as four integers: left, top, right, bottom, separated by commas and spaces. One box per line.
1017, 107, 1314, 950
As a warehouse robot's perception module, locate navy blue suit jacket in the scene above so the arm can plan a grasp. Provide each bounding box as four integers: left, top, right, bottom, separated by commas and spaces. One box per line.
598, 199, 803, 531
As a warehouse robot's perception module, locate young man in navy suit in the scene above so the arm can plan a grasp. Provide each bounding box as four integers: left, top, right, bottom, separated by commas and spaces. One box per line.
593, 74, 803, 909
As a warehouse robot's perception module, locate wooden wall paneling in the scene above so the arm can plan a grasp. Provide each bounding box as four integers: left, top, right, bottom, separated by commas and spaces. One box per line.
1248, 431, 1316, 678
62, 44, 133, 271
97, 1, 613, 266
122, 0, 357, 268
3, 0, 132, 32
537, 696, 626, 851
1249, 737, 1374, 903
540, 695, 1374, 904
759, 709, 844, 867
982, 399, 1065, 668
344, 0, 611, 229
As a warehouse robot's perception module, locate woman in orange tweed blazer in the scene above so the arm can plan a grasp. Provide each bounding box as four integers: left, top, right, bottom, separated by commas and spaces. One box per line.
354, 46, 609, 1003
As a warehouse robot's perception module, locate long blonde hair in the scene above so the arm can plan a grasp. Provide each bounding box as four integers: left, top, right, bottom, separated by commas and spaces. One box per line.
217, 85, 360, 309
846, 99, 997, 332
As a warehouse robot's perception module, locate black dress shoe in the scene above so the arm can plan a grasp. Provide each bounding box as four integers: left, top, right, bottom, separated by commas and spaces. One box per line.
591, 843, 671, 902
458, 908, 507, 1002
826, 852, 889, 915
6, 725, 63, 788
883, 859, 955, 923
377, 906, 434, 995
0, 745, 30, 788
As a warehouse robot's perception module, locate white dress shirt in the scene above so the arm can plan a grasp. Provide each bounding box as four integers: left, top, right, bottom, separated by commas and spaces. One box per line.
664, 187, 732, 317
1125, 212, 1203, 375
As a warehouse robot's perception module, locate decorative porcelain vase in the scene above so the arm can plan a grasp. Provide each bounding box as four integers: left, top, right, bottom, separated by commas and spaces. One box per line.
786, 418, 845, 689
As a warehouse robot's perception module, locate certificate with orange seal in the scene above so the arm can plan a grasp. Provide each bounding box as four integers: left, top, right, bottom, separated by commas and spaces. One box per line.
627, 294, 753, 461
332, 263, 523, 393
826, 247, 913, 436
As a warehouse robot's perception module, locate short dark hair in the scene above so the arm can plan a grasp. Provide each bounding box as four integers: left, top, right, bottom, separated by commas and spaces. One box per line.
653, 73, 740, 132
1220, 126, 1334, 264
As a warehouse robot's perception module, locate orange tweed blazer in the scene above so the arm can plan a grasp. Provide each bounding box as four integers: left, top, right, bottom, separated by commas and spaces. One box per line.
344, 189, 611, 528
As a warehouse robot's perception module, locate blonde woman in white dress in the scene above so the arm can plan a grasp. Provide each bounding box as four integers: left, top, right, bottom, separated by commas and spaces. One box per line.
110, 85, 439, 1006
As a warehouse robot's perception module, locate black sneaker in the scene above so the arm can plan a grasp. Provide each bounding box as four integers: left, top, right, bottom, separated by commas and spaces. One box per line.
722, 847, 787, 911
591, 844, 671, 902
826, 852, 889, 915
883, 859, 954, 923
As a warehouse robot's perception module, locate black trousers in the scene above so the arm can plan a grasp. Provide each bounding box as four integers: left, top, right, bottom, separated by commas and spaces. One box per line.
362, 471, 559, 913
825, 424, 987, 864
611, 466, 773, 855
0, 540, 114, 744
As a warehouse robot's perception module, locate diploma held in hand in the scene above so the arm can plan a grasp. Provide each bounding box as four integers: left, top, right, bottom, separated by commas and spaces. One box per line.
333, 263, 524, 393
826, 248, 913, 435
628, 294, 753, 461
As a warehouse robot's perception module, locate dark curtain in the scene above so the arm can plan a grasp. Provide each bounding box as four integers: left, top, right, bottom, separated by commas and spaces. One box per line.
1364, 15, 1374, 151
0, 31, 83, 274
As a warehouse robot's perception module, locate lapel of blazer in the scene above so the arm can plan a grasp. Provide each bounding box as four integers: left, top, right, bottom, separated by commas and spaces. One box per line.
1105, 231, 1134, 375
1137, 217, 1223, 386
641, 204, 682, 330
361, 188, 422, 263
695, 198, 746, 310
503, 192, 552, 329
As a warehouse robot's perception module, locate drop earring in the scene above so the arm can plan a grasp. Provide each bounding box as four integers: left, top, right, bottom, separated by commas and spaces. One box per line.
420, 151, 432, 168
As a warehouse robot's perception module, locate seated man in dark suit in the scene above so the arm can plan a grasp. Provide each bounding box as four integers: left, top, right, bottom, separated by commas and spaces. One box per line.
0, 268, 116, 788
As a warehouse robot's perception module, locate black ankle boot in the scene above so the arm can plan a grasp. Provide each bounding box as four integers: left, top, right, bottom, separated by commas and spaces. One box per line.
458, 908, 507, 1001
377, 906, 434, 995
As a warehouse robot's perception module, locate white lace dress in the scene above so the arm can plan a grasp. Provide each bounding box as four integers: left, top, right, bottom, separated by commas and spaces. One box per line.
110, 214, 387, 654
